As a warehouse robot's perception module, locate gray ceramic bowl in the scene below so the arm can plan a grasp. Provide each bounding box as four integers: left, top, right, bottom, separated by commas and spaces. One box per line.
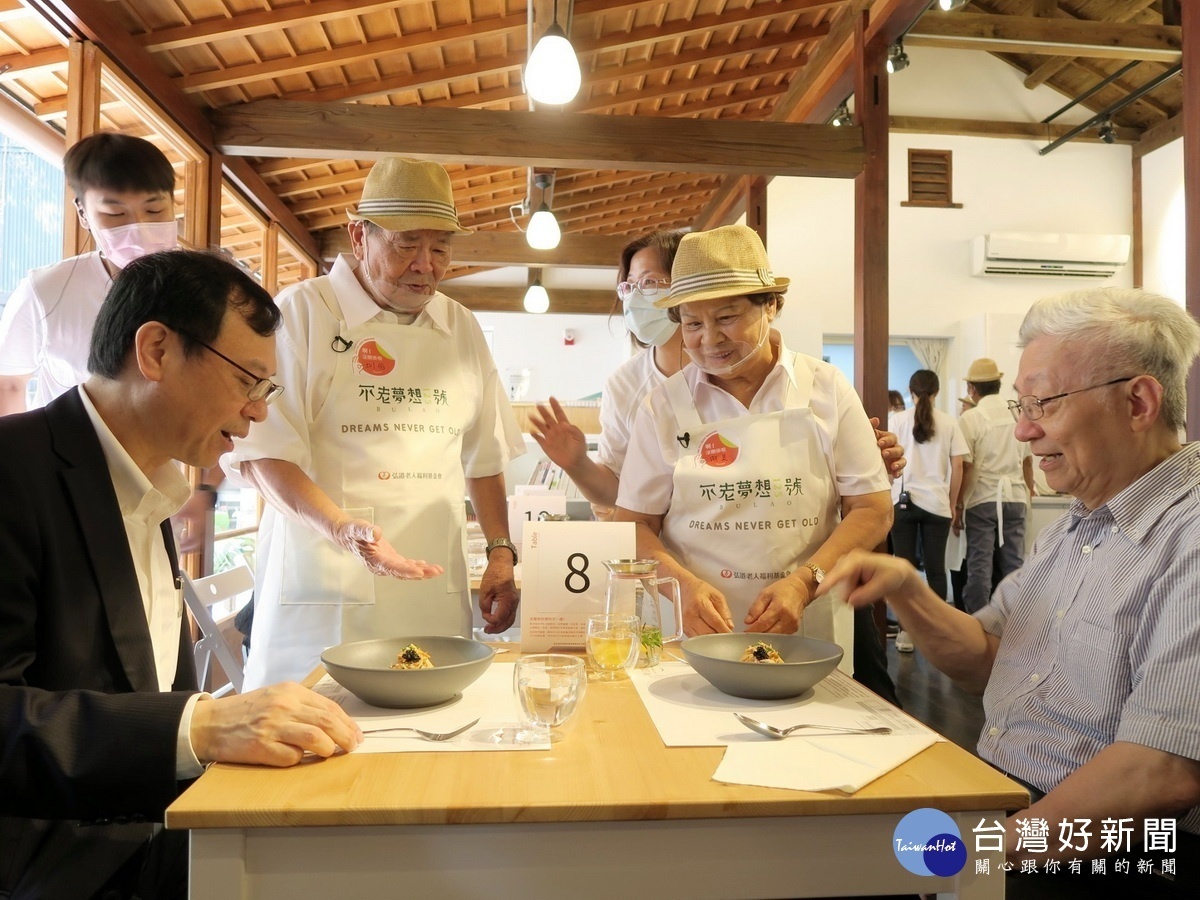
680, 633, 843, 700
321, 636, 495, 709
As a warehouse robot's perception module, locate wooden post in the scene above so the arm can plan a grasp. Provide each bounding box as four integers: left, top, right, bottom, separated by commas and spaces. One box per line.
63, 39, 100, 257
746, 176, 768, 246
1131, 155, 1143, 289
262, 222, 280, 296
852, 10, 890, 423
1185, 0, 1199, 441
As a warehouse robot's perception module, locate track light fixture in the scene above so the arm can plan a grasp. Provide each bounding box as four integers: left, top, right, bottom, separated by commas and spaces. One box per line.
830, 102, 853, 127
525, 172, 561, 250
1097, 117, 1117, 144
523, 277, 550, 314
525, 1, 581, 105
886, 42, 909, 74
937, 0, 969, 10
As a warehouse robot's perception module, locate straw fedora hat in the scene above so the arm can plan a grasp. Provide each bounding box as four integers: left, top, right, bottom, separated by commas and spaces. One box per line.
655, 224, 789, 309
965, 358, 1003, 383
347, 157, 470, 235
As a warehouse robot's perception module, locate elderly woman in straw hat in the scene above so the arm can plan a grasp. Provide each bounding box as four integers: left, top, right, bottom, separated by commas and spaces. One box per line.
227, 157, 525, 690
615, 225, 893, 656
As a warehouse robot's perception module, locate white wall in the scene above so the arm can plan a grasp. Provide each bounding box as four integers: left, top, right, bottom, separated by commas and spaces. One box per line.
1140, 139, 1186, 303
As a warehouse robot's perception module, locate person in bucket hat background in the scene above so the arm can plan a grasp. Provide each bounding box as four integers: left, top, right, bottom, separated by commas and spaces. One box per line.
955, 356, 1035, 613
614, 225, 894, 686
226, 157, 524, 690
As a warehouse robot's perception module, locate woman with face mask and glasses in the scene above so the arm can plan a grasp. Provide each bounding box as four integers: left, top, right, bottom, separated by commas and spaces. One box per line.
613, 225, 895, 667
527, 229, 688, 520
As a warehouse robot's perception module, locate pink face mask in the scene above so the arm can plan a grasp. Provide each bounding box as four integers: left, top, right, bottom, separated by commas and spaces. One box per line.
93, 221, 178, 269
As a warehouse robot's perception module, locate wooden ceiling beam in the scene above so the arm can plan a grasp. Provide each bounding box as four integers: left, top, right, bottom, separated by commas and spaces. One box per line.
1022, 0, 1157, 89
212, 101, 865, 178
0, 45, 68, 78
298, 20, 812, 106
320, 230, 629, 265
139, 1, 427, 52
889, 114, 1140, 144
443, 284, 618, 316
907, 11, 1181, 63
1134, 112, 1182, 159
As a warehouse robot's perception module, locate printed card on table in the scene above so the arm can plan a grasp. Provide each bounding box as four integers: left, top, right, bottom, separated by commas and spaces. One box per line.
507, 491, 567, 547
520, 521, 635, 652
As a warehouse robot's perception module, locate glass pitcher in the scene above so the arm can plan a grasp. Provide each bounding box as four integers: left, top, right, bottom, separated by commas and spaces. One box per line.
602, 559, 683, 666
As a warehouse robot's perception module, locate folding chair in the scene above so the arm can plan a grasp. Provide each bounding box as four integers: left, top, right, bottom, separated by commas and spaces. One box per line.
182, 565, 253, 697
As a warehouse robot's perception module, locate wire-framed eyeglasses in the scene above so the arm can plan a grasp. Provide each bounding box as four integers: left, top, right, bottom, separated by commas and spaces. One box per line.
192, 339, 284, 405
1006, 376, 1133, 421
616, 275, 669, 301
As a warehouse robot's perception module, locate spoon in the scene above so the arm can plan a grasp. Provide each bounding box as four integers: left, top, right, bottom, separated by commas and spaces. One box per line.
734, 713, 892, 739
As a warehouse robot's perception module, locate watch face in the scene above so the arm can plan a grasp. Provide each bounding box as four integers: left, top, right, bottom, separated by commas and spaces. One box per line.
809, 565, 826, 584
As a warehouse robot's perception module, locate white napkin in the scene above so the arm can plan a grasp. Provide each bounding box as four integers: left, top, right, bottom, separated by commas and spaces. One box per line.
713, 732, 937, 794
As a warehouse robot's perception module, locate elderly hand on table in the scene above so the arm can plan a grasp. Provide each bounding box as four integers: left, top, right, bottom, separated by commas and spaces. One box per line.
190, 682, 363, 767
334, 518, 445, 580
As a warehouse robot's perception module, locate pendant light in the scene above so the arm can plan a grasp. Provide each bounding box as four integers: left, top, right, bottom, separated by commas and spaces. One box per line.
525, 1, 581, 105
525, 172, 561, 250
523, 277, 550, 314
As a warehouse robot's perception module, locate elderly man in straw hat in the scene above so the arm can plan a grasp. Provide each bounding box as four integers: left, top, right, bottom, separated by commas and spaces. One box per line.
227, 158, 524, 690
955, 356, 1035, 613
614, 225, 893, 673
821, 289, 1200, 891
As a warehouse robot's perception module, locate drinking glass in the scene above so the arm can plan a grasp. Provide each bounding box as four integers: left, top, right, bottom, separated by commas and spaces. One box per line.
513, 654, 586, 744
585, 613, 640, 681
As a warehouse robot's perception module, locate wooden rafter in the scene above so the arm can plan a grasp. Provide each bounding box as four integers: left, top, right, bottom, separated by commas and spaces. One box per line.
1023, 0, 1158, 89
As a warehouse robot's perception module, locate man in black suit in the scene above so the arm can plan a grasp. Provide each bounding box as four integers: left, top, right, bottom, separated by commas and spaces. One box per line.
0, 250, 362, 899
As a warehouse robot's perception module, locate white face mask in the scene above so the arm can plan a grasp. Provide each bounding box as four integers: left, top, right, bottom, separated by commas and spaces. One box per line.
684, 306, 771, 377
93, 221, 178, 269
622, 293, 678, 347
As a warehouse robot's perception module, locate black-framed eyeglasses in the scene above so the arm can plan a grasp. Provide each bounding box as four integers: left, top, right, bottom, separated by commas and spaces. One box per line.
616, 275, 669, 301
1006, 376, 1133, 421
191, 339, 284, 405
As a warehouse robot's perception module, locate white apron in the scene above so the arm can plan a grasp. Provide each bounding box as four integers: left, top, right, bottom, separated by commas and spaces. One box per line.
659, 366, 854, 672
972, 400, 1025, 547
245, 285, 472, 689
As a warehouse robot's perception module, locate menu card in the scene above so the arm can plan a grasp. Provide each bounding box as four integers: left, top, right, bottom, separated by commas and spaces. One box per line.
519, 520, 635, 651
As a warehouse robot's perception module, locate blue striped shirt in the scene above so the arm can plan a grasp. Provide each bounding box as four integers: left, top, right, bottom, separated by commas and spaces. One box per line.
976, 443, 1200, 835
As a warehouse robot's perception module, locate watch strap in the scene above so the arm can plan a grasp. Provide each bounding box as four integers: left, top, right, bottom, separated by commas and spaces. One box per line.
485, 537, 519, 564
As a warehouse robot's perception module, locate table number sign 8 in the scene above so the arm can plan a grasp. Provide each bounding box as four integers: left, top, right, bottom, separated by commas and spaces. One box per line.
520, 521, 635, 653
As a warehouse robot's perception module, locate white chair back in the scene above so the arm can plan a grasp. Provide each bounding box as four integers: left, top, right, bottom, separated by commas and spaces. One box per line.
183, 565, 253, 697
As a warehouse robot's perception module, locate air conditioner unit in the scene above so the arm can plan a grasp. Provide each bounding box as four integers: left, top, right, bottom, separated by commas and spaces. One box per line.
971, 232, 1131, 279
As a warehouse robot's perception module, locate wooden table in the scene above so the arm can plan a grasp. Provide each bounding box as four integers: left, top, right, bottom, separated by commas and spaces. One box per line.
167, 661, 1027, 899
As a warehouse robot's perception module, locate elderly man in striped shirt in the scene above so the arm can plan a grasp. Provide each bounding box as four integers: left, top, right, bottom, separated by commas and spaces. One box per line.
822, 288, 1200, 898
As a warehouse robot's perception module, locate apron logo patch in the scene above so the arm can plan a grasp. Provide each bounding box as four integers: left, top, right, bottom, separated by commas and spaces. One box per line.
355, 338, 396, 377
699, 431, 739, 468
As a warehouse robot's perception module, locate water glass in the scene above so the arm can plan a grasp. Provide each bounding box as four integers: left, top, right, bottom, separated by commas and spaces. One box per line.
585, 613, 640, 681
513, 654, 586, 744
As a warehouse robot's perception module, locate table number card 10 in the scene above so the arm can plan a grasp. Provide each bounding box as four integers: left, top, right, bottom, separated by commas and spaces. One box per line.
507, 489, 567, 547
520, 521, 635, 652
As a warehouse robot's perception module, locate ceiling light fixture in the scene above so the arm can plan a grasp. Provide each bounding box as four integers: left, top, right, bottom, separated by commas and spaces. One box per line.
525, 0, 581, 105
523, 277, 550, 314
886, 42, 910, 74
525, 173, 561, 250
937, 0, 969, 10
1097, 117, 1117, 144
830, 102, 853, 127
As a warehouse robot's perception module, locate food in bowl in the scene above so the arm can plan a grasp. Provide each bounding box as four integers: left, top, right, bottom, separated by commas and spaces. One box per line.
741, 641, 784, 664
680, 633, 843, 700
321, 636, 495, 709
390, 643, 434, 669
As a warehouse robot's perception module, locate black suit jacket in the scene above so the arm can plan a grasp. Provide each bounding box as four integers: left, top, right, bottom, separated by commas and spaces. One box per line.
0, 390, 197, 899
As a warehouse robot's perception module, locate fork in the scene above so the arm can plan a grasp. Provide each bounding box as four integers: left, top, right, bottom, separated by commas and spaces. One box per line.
361, 717, 480, 740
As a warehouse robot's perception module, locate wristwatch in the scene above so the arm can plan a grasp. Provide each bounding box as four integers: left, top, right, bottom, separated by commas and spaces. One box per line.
485, 537, 519, 564
801, 562, 826, 585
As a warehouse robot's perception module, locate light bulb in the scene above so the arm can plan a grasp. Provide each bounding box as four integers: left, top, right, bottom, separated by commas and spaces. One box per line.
526, 203, 562, 250
523, 281, 550, 314
525, 23, 581, 105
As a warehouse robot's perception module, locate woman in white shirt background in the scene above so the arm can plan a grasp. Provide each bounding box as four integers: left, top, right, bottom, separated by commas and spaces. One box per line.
888, 369, 969, 650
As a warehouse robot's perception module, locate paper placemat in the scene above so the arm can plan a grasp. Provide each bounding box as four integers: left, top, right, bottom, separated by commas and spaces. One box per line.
628, 661, 941, 794
315, 660, 548, 753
